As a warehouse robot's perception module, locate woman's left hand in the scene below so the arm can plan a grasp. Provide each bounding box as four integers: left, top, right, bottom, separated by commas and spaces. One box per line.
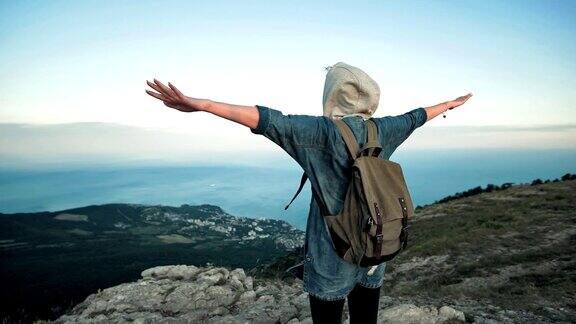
446, 93, 473, 110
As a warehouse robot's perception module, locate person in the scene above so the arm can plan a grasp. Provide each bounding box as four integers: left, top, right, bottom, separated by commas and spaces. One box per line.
145, 62, 473, 324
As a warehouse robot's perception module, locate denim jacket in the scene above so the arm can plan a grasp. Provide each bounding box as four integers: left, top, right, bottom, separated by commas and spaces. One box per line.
250, 104, 427, 299
251, 105, 427, 217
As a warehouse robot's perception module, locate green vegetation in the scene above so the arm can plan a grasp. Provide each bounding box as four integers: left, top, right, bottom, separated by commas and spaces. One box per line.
414, 172, 576, 209
383, 178, 576, 321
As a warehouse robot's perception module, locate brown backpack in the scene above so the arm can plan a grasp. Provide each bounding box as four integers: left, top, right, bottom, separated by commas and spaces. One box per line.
285, 118, 415, 267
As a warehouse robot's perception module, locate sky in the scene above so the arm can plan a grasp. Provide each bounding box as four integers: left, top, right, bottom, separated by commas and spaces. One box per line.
1, 0, 575, 163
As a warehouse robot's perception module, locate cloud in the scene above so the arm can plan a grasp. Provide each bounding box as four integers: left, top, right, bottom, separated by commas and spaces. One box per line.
427, 124, 576, 132
402, 124, 576, 150
0, 122, 289, 170
1, 121, 574, 170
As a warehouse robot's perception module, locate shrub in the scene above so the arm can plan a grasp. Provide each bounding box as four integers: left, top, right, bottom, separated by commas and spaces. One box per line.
531, 179, 543, 186
561, 173, 576, 181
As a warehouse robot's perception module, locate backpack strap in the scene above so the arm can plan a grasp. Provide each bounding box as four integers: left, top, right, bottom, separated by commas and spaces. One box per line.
366, 119, 379, 142
285, 119, 381, 211
333, 119, 360, 159
398, 197, 410, 249
360, 119, 382, 157
284, 172, 308, 210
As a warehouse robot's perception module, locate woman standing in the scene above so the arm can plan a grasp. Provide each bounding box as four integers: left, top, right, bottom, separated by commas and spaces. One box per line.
145, 62, 472, 324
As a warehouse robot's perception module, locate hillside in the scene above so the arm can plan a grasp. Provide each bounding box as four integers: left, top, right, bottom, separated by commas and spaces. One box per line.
4, 175, 575, 323
253, 176, 576, 323
49, 178, 575, 323
0, 203, 303, 323
381, 177, 576, 322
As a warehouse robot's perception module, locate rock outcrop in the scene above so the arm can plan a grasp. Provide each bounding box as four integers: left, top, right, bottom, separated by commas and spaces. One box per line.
53, 265, 466, 324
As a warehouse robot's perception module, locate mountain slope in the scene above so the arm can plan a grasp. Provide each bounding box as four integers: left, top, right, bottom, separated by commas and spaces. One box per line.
51, 178, 575, 323
0, 203, 303, 323
253, 176, 576, 322
3, 175, 575, 323
382, 178, 575, 322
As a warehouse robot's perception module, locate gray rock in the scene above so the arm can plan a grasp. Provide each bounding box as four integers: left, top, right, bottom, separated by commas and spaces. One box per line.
230, 268, 246, 281
377, 304, 466, 324
141, 265, 200, 281
244, 276, 254, 290
229, 276, 245, 291
238, 290, 256, 302
54, 265, 469, 324
439, 305, 466, 322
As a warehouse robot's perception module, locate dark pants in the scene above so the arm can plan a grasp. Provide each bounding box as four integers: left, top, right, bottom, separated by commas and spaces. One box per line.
308, 283, 381, 324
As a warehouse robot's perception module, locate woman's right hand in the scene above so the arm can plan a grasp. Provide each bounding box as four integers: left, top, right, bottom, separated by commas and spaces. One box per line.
145, 79, 211, 112
446, 93, 473, 110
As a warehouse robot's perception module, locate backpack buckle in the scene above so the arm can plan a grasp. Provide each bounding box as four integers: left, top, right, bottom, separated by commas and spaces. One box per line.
376, 233, 383, 243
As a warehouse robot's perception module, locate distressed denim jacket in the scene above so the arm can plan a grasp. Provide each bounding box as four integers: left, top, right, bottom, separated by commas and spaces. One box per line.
251, 105, 427, 300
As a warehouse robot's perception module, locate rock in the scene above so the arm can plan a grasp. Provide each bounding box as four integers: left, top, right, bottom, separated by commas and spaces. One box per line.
141, 265, 200, 281
439, 305, 466, 322
229, 276, 245, 291
209, 306, 229, 316
205, 285, 236, 307
378, 304, 466, 324
230, 268, 246, 281
255, 294, 275, 306
244, 276, 254, 290
238, 290, 256, 302
133, 318, 150, 324
54, 265, 469, 324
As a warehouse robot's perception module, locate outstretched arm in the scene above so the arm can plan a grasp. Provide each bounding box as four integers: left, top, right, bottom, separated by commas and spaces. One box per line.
423, 93, 473, 121
145, 78, 331, 158
374, 92, 473, 151
145, 79, 260, 129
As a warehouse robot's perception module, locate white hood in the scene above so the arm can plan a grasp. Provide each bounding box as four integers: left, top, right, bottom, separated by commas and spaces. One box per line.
322, 62, 380, 120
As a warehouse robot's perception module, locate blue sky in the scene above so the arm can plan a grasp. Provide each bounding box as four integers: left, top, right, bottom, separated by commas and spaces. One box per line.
0, 0, 575, 163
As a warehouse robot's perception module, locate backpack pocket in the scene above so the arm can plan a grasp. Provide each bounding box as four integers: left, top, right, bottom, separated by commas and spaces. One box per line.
355, 157, 415, 222
364, 215, 401, 257
364, 197, 411, 258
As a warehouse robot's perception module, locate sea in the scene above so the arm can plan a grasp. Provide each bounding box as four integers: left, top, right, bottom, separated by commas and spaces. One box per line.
1, 148, 574, 231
